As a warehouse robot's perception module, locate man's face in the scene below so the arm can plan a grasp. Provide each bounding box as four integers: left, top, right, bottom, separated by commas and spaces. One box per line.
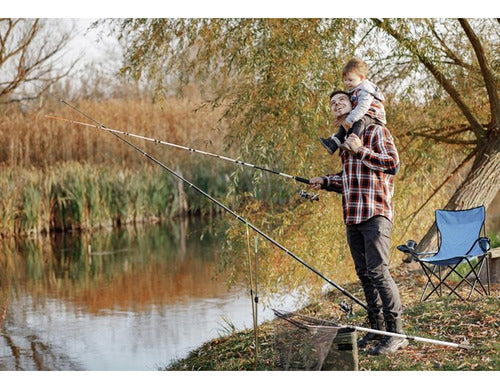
330, 93, 352, 118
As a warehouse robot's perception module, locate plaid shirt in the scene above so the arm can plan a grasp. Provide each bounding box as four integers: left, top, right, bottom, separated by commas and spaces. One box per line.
322, 124, 399, 225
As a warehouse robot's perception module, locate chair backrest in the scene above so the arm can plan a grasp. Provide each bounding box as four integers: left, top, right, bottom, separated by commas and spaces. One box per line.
436, 206, 486, 257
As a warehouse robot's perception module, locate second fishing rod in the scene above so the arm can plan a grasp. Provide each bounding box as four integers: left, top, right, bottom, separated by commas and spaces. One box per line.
45, 113, 312, 185
56, 99, 367, 311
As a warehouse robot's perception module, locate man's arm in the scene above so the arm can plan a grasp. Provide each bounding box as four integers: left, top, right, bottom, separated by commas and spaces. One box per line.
309, 173, 343, 193
357, 126, 400, 173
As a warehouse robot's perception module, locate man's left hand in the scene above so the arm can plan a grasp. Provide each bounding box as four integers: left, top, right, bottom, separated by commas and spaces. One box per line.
344, 134, 362, 154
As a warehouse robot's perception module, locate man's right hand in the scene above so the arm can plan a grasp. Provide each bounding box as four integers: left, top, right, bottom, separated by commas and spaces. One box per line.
309, 176, 325, 190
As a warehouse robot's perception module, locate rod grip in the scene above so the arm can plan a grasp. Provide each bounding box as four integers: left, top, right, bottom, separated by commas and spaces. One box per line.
294, 176, 310, 184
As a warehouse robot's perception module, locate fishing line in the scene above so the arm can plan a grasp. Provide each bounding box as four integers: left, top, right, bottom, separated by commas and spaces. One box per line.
245, 223, 259, 368
55, 99, 368, 311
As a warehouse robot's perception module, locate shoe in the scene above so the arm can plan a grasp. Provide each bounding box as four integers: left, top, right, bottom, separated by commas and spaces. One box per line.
358, 314, 385, 349
319, 137, 339, 154
370, 318, 409, 355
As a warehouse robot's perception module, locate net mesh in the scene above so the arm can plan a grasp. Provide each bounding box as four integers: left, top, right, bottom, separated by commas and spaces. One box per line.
273, 309, 358, 371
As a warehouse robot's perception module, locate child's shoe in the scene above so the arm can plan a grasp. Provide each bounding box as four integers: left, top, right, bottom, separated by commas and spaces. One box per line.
319, 137, 339, 154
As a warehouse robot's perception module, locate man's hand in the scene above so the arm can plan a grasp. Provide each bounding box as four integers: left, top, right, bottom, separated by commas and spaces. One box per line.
344, 134, 362, 154
309, 176, 325, 190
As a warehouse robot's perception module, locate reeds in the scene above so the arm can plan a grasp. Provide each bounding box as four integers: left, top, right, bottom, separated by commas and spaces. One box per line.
0, 161, 244, 237
0, 96, 254, 236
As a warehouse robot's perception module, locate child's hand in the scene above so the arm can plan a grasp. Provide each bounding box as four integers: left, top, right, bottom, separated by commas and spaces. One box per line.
342, 121, 353, 130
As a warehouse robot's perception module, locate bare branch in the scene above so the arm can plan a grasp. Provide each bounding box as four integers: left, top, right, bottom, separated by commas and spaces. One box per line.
371, 18, 487, 140
459, 19, 500, 128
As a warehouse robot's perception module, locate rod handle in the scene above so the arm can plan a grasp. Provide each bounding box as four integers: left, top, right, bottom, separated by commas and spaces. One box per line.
294, 176, 310, 184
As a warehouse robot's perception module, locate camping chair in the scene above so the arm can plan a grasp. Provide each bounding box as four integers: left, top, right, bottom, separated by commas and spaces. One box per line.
397, 206, 491, 302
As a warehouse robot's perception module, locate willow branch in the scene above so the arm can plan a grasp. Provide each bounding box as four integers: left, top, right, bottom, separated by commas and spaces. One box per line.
459, 19, 500, 128
371, 18, 487, 140
402, 150, 476, 234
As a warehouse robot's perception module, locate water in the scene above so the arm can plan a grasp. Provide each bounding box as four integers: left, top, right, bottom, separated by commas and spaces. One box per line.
0, 219, 304, 371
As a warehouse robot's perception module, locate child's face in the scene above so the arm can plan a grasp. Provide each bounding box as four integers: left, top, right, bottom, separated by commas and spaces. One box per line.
343, 72, 364, 90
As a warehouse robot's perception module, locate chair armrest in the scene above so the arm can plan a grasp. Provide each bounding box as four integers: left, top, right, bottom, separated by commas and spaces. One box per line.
397, 240, 437, 262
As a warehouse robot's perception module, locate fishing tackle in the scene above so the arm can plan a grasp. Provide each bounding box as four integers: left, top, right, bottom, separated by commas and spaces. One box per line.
46, 113, 311, 186
299, 190, 319, 202
54, 99, 368, 311
273, 309, 474, 350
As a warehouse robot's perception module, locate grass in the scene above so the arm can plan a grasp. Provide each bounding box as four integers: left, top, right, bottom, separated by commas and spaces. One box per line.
165, 266, 499, 371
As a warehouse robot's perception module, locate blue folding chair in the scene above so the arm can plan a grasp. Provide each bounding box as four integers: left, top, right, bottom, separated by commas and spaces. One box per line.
398, 206, 491, 302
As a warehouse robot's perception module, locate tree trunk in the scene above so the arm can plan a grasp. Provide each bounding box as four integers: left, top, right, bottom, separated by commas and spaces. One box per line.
416, 127, 500, 252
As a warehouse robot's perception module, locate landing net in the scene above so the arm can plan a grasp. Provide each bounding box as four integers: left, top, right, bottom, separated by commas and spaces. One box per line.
273, 309, 358, 371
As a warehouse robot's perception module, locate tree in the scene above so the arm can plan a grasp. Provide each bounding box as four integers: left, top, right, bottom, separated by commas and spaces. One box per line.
0, 18, 76, 104
114, 18, 499, 252
369, 19, 500, 251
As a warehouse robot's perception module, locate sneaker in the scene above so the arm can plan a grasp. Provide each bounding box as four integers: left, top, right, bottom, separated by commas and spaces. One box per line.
319, 137, 339, 154
370, 319, 409, 355
370, 336, 409, 355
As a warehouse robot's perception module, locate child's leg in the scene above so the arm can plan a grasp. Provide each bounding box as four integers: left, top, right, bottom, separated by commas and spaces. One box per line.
340, 116, 377, 154
350, 115, 377, 138
332, 125, 347, 144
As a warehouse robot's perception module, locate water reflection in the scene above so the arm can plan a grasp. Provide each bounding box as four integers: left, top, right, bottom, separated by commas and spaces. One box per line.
0, 219, 302, 371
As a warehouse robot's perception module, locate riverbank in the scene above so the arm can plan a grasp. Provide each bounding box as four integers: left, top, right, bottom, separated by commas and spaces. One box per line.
166, 265, 499, 371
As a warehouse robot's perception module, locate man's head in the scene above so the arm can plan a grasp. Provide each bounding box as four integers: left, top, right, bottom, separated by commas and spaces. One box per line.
329, 90, 352, 119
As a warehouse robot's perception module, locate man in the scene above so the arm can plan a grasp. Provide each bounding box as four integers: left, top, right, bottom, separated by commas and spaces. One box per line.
309, 90, 407, 355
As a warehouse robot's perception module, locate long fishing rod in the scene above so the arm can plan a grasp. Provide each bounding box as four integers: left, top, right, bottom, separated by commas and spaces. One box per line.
55, 99, 367, 311
273, 310, 474, 350
45, 114, 311, 185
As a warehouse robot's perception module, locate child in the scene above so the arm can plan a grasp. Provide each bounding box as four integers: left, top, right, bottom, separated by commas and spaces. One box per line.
320, 58, 386, 154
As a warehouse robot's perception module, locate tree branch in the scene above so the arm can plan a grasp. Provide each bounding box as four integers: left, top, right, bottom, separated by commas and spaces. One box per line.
458, 19, 500, 128
371, 18, 487, 140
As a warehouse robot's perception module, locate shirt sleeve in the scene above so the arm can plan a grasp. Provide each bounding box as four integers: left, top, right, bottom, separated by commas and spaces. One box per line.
357, 126, 400, 173
346, 88, 374, 124
321, 172, 343, 193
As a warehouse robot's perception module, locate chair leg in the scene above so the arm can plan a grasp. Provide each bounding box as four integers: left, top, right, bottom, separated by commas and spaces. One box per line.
420, 262, 468, 301
451, 256, 489, 299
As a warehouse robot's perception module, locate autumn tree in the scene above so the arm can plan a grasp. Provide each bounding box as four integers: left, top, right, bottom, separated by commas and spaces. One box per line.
368, 19, 499, 251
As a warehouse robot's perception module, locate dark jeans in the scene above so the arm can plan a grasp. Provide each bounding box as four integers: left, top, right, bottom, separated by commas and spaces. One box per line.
333, 115, 379, 143
346, 215, 402, 321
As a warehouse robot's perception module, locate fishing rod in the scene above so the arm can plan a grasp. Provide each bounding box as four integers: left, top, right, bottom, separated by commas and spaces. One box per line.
55, 99, 367, 311
273, 309, 474, 350
45, 114, 311, 186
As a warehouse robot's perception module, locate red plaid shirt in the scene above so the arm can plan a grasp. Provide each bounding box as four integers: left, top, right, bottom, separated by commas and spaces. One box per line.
323, 124, 399, 225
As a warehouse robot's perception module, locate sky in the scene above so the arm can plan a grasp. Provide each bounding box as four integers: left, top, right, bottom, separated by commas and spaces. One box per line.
4, 1, 499, 18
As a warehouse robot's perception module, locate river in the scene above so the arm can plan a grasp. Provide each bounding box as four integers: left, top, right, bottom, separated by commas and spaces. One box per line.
0, 219, 304, 371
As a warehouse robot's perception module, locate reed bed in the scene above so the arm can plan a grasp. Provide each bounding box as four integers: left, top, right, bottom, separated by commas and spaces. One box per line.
0, 160, 249, 237
0, 96, 256, 236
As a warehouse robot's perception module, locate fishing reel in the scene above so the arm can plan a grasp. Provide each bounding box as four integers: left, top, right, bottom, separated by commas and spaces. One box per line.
339, 300, 353, 318
298, 189, 319, 202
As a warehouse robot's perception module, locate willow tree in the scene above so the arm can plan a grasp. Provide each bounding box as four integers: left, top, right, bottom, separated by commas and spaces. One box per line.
113, 19, 357, 184
368, 19, 500, 251
0, 19, 76, 104
113, 18, 499, 253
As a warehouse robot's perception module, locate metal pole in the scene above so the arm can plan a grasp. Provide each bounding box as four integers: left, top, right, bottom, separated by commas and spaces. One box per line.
53, 101, 368, 311
272, 310, 473, 350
